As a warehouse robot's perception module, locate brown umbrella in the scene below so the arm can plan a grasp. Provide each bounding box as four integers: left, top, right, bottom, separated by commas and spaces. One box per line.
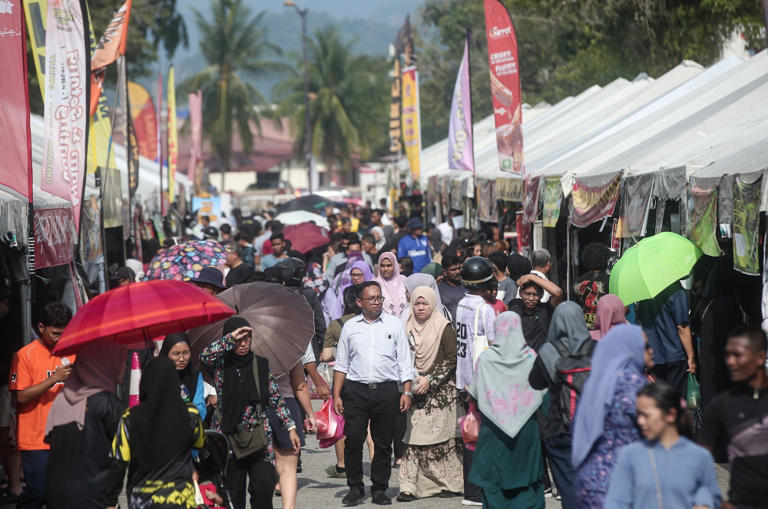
187, 282, 315, 376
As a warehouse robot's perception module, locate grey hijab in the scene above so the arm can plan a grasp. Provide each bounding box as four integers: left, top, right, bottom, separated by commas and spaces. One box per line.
538, 301, 592, 381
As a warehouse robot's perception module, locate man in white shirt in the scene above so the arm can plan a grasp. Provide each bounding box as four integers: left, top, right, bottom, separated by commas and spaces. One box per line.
333, 281, 413, 506
526, 249, 563, 306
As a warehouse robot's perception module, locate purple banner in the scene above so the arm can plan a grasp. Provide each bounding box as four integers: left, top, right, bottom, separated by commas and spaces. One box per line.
448, 38, 474, 173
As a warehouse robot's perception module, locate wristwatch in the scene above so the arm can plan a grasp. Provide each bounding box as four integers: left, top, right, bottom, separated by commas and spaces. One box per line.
403, 391, 413, 398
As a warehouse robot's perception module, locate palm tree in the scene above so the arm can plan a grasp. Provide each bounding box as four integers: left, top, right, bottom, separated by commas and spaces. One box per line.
179, 0, 284, 190
275, 28, 389, 187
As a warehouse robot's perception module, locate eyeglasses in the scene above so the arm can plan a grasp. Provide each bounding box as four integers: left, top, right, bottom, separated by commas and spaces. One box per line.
520, 292, 540, 300
361, 296, 385, 303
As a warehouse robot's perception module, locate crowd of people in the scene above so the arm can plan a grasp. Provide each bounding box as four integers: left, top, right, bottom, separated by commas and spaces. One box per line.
0, 199, 766, 509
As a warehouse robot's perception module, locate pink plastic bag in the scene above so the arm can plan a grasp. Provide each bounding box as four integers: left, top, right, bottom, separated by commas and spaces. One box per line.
459, 401, 481, 451
315, 399, 345, 448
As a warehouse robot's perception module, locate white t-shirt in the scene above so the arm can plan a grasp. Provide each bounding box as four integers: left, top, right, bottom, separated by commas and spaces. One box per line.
454, 294, 496, 390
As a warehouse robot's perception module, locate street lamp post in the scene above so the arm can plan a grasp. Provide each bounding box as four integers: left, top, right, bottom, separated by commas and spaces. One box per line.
285, 1, 316, 193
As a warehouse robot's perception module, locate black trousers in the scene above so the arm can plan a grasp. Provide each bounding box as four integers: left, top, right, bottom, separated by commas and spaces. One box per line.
652, 360, 688, 397
393, 411, 407, 460
225, 451, 277, 509
342, 380, 400, 494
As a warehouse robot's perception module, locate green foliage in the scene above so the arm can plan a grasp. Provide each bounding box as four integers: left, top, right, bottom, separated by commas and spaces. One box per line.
274, 27, 390, 184
417, 0, 765, 147
177, 0, 286, 181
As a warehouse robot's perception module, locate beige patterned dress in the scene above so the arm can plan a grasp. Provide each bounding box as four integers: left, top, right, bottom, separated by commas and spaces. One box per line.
399, 325, 464, 498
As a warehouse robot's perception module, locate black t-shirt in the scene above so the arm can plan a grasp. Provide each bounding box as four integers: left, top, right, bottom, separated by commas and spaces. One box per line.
700, 384, 768, 505
508, 299, 552, 352
572, 271, 610, 329
225, 263, 253, 288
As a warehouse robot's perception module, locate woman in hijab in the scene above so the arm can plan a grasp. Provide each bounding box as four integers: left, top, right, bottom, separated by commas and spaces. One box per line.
400, 273, 451, 322
571, 324, 653, 508
397, 287, 462, 501
160, 332, 207, 419
45, 342, 126, 509
200, 317, 300, 509
528, 301, 594, 509
468, 312, 546, 508
322, 260, 372, 321
371, 226, 386, 252
374, 252, 407, 317
590, 294, 627, 340
108, 356, 205, 508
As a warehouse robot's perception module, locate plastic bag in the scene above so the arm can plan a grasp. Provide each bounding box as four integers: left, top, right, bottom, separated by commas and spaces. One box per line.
307, 362, 333, 400
458, 401, 481, 451
315, 399, 345, 448
686, 372, 701, 411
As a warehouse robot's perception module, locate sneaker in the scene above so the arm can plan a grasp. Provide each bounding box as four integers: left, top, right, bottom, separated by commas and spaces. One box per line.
544, 486, 553, 498
342, 487, 365, 506
461, 499, 483, 506
325, 464, 347, 478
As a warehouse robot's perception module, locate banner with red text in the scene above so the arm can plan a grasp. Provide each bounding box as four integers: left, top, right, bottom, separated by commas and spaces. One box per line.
484, 0, 523, 174
41, 0, 89, 233
0, 0, 32, 200
400, 66, 421, 180
448, 37, 474, 173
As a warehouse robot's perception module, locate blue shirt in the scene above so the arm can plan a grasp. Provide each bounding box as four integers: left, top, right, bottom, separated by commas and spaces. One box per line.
397, 234, 432, 273
605, 437, 721, 509
261, 254, 288, 270
637, 288, 689, 364
334, 312, 414, 384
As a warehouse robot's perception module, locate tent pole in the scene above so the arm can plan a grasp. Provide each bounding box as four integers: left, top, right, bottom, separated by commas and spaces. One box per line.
566, 219, 571, 301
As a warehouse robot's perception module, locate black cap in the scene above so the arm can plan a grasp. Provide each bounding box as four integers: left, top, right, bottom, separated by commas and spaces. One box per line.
203, 226, 219, 239
190, 266, 226, 289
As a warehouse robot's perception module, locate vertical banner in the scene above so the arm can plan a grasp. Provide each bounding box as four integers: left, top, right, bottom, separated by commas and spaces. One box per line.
448, 37, 474, 173
86, 11, 117, 176
484, 0, 524, 174
0, 0, 32, 200
127, 110, 139, 198
188, 90, 203, 181
127, 81, 157, 160
167, 66, 178, 203
400, 66, 421, 180
388, 59, 402, 154
41, 0, 90, 233
22, 0, 46, 98
157, 70, 164, 214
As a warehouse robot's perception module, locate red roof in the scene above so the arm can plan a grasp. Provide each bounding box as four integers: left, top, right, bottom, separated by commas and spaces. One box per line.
177, 117, 296, 174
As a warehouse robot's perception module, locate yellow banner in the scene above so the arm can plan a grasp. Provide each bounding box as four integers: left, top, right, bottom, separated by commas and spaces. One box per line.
24, 0, 115, 175
400, 66, 421, 180
167, 66, 178, 203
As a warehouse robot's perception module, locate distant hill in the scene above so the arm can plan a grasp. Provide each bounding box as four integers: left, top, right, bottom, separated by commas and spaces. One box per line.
138, 0, 423, 105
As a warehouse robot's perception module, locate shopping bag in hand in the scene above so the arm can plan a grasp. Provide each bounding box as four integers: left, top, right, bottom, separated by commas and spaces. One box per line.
315, 399, 345, 448
459, 401, 481, 451
686, 372, 701, 411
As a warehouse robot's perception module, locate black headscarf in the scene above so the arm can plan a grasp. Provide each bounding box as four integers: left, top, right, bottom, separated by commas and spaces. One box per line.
507, 254, 533, 282
221, 317, 260, 434
160, 332, 199, 402
130, 357, 191, 471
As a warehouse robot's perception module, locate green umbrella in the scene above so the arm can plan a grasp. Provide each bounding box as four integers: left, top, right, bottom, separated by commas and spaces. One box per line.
609, 232, 702, 304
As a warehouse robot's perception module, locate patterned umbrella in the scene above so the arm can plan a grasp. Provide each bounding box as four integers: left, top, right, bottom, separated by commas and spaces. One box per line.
144, 240, 228, 281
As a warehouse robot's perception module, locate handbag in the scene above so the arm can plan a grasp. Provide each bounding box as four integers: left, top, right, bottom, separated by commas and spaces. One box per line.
315, 399, 345, 448
220, 359, 269, 459
685, 372, 701, 411
471, 304, 490, 369
459, 401, 481, 451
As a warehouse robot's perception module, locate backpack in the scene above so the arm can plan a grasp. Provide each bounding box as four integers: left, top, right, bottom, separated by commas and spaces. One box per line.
552, 339, 596, 429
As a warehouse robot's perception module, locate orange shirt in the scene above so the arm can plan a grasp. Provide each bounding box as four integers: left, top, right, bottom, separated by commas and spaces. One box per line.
9, 340, 75, 450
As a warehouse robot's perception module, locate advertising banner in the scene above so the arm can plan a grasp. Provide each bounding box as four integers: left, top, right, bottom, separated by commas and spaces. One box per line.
127, 95, 139, 198
41, 0, 89, 233
128, 81, 157, 161
86, 10, 117, 176
570, 174, 622, 228
167, 66, 178, 203
0, 0, 32, 200
401, 66, 421, 180
542, 178, 562, 228
192, 196, 222, 224
34, 207, 76, 269
448, 38, 474, 173
188, 90, 203, 181
483, 0, 523, 174
388, 59, 401, 154
90, 0, 131, 70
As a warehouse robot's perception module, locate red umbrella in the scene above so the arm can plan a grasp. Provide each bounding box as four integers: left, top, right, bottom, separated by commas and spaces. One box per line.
282, 222, 331, 253
54, 279, 235, 354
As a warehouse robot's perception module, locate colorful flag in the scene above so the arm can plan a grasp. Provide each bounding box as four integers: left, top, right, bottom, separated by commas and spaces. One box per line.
41, 0, 89, 233
448, 37, 474, 173
0, 0, 33, 200
91, 0, 132, 70
388, 58, 402, 154
394, 14, 415, 66
127, 81, 157, 160
188, 90, 203, 181
400, 66, 421, 180
484, 0, 523, 174
167, 66, 178, 203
